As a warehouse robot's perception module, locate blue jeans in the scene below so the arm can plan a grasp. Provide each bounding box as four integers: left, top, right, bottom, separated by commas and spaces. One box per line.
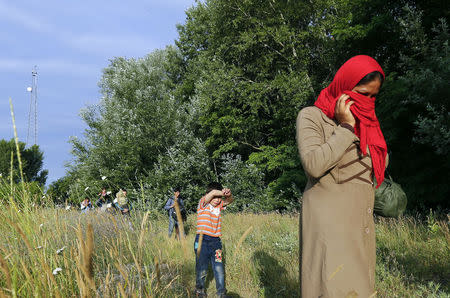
168, 216, 178, 237
194, 234, 226, 295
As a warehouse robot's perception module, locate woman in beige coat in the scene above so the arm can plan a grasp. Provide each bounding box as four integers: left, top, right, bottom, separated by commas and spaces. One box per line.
296, 55, 388, 297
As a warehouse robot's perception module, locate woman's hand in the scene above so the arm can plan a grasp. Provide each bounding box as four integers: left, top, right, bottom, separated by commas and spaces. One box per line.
335, 94, 355, 127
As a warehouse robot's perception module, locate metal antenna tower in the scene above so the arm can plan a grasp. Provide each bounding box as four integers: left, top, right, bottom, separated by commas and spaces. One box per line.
26, 66, 38, 146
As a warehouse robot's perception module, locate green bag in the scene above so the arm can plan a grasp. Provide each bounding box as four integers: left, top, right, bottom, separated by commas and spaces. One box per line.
116, 190, 128, 207
374, 176, 407, 218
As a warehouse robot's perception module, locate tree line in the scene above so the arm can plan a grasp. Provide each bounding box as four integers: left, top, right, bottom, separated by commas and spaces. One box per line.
42, 0, 448, 212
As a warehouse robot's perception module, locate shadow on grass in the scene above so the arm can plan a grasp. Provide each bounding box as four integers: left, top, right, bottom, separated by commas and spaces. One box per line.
379, 246, 450, 292
252, 250, 299, 297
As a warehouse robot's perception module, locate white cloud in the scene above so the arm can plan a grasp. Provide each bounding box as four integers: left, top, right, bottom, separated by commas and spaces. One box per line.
0, 1, 55, 34
67, 33, 159, 57
0, 1, 168, 58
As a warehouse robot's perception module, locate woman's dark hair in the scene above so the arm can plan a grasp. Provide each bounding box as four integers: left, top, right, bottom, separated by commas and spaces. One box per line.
174, 186, 181, 192
206, 182, 223, 193
356, 71, 384, 86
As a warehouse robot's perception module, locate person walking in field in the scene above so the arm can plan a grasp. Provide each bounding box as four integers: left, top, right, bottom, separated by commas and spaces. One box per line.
164, 187, 186, 238
114, 188, 132, 216
296, 55, 388, 297
80, 197, 93, 213
96, 187, 112, 208
113, 188, 134, 230
194, 182, 233, 298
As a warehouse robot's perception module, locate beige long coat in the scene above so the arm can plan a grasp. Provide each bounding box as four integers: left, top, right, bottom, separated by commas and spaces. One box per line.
296, 106, 382, 298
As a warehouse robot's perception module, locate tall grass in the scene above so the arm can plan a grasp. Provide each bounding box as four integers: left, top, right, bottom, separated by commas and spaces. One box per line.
375, 215, 450, 297
0, 188, 449, 297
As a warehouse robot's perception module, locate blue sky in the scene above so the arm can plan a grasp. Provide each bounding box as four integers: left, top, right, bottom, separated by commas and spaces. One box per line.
0, 0, 196, 184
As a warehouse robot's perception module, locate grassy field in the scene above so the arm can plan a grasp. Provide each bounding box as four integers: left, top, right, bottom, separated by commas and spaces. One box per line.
0, 201, 448, 297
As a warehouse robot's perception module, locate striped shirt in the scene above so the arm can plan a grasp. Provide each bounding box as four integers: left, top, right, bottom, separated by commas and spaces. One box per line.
196, 197, 224, 237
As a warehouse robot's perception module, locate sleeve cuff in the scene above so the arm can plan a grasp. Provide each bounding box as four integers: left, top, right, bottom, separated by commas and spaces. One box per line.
339, 123, 355, 133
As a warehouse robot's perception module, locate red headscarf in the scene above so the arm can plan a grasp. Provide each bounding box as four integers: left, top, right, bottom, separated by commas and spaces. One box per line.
314, 55, 387, 188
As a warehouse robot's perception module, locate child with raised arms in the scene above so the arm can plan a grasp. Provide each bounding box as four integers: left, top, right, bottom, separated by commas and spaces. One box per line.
194, 182, 233, 298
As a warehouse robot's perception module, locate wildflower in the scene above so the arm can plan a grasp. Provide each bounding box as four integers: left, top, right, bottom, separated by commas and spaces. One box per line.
106, 191, 112, 195
56, 246, 66, 254
85, 186, 89, 191
65, 206, 71, 210
36, 246, 43, 249
39, 223, 43, 229
101, 176, 107, 180
52, 268, 62, 275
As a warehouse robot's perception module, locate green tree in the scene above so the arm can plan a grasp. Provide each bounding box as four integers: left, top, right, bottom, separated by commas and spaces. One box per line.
65, 0, 450, 211
140, 126, 216, 212
219, 154, 273, 212
0, 139, 48, 185
175, 0, 450, 211
46, 175, 75, 203
69, 47, 188, 190
377, 7, 450, 209
176, 0, 323, 206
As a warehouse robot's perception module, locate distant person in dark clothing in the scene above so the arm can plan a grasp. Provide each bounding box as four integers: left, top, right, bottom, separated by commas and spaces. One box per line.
164, 187, 185, 238
96, 187, 107, 207
96, 187, 112, 208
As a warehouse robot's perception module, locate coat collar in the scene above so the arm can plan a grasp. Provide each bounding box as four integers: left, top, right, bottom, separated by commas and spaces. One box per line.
312, 106, 338, 126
